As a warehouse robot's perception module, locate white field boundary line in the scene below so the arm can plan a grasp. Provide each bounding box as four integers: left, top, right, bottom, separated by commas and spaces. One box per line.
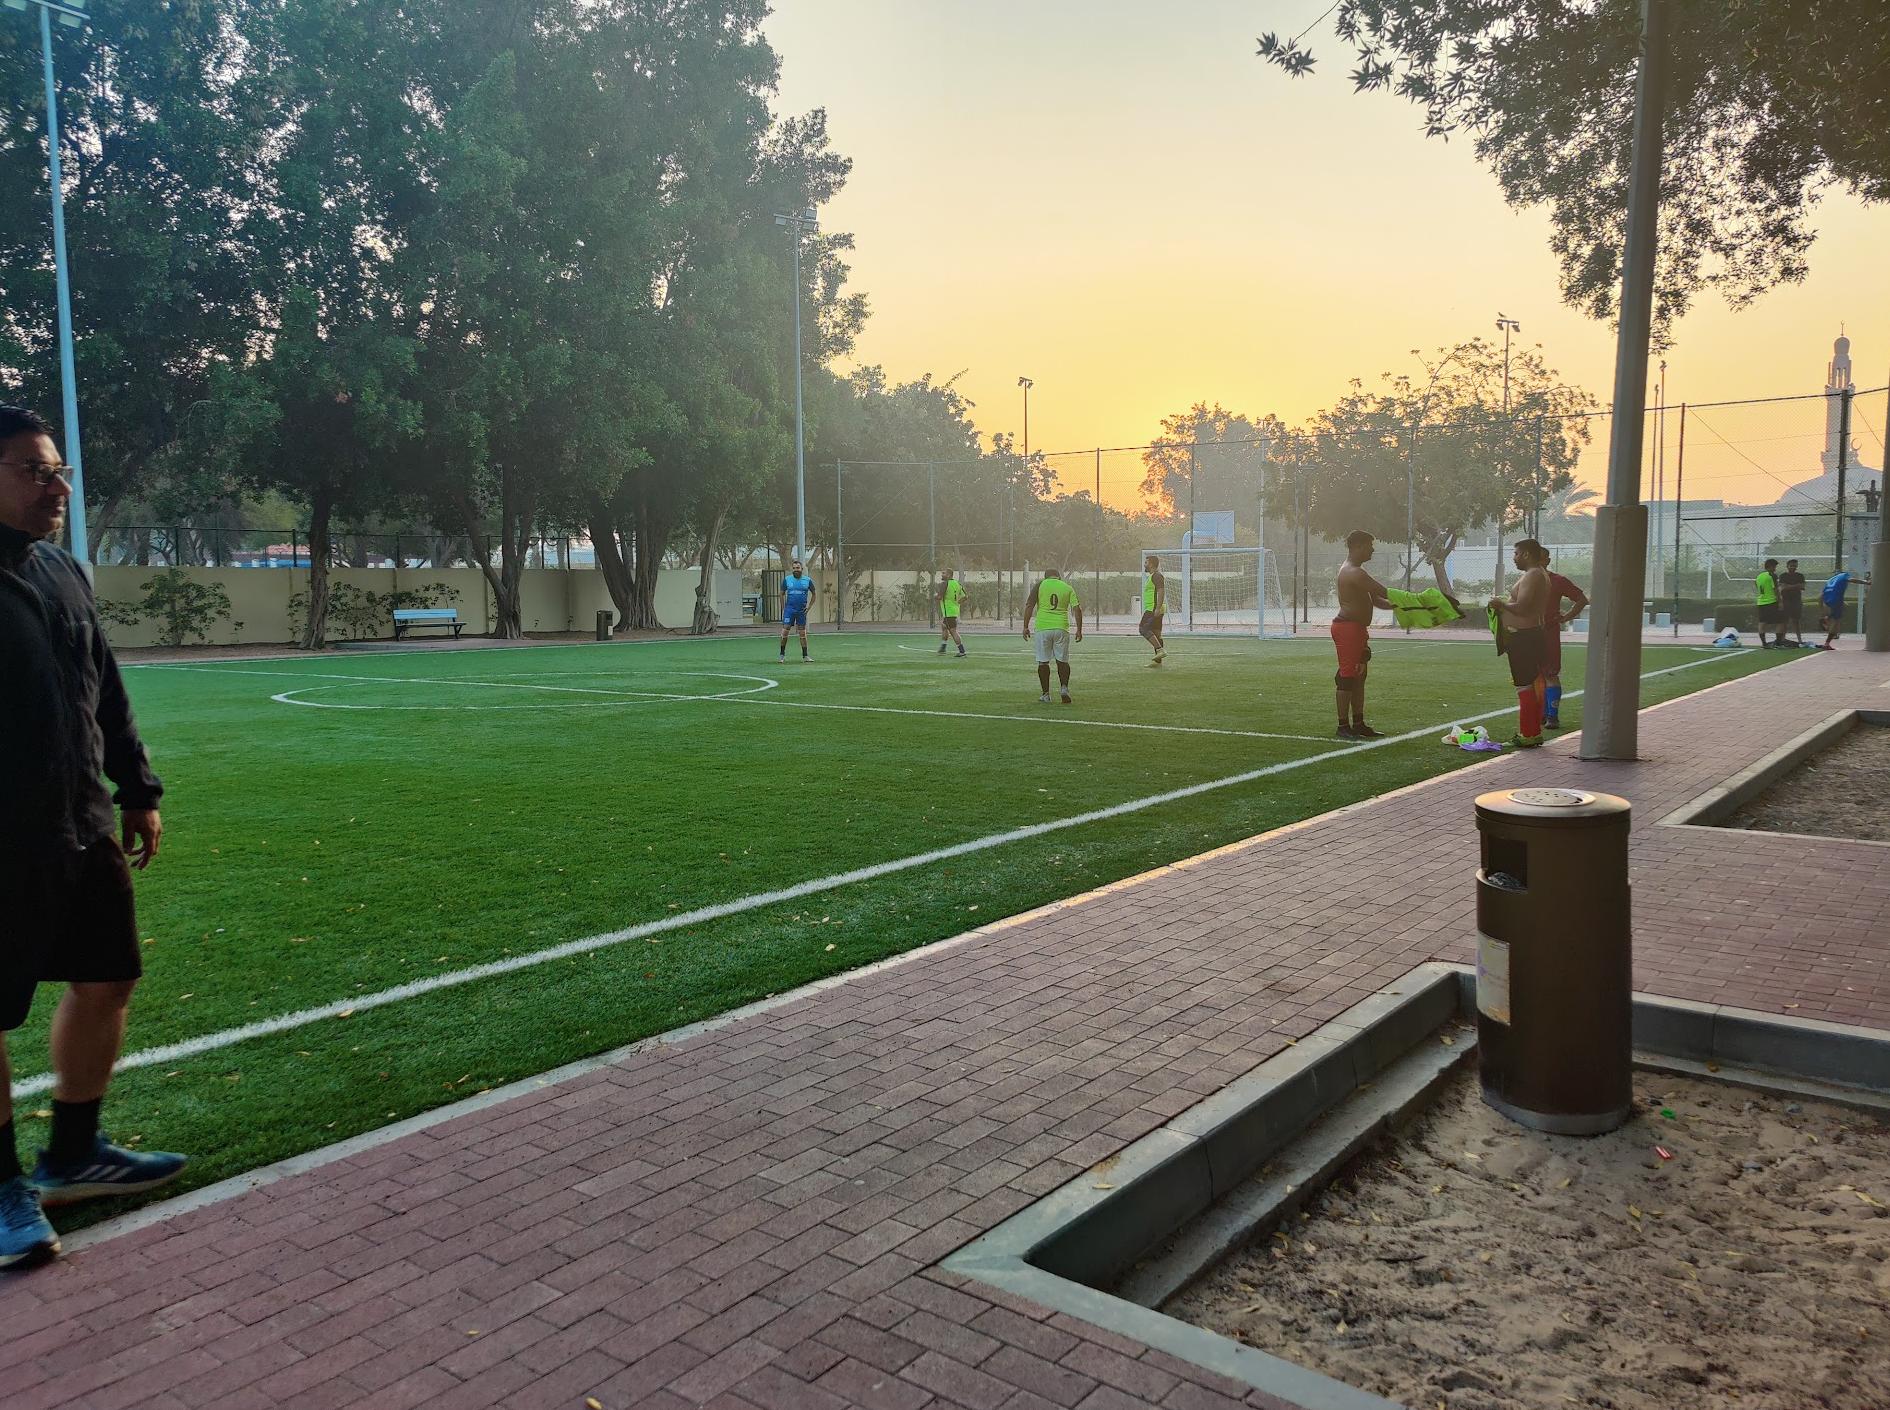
10, 651, 1757, 1096
150, 663, 1346, 744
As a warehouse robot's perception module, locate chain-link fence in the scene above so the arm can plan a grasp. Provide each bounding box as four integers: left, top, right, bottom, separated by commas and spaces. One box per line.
92, 385, 1889, 640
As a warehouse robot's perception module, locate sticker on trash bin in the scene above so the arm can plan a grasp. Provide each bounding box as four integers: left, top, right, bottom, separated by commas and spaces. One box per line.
1507, 787, 1593, 808
1477, 932, 1512, 1024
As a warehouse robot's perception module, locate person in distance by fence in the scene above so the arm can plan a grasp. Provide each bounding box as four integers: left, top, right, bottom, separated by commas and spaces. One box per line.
0, 405, 186, 1271
1022, 567, 1082, 704
936, 569, 967, 657
1754, 558, 1783, 649
1777, 559, 1807, 648
1541, 554, 1589, 730
1138, 554, 1167, 668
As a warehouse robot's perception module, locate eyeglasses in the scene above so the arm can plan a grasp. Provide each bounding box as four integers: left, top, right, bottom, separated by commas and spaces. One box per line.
0, 460, 73, 487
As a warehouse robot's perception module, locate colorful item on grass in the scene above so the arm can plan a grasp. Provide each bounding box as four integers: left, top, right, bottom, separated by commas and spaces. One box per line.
1439, 724, 1503, 753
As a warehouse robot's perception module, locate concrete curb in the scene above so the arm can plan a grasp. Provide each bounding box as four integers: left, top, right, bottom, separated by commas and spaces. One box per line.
943, 962, 1890, 1410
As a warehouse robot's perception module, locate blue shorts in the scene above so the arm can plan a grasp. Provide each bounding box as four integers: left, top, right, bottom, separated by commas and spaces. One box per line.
783, 604, 808, 628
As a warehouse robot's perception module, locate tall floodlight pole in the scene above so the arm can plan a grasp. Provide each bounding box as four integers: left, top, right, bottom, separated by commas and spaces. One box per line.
1870, 378, 1890, 652
1405, 343, 1475, 592
775, 206, 818, 563
1580, 0, 1670, 761
8, 0, 92, 564
1014, 377, 1032, 628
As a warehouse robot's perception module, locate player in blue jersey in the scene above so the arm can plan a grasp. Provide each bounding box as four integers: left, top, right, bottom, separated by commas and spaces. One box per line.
779, 559, 815, 662
1818, 569, 1867, 650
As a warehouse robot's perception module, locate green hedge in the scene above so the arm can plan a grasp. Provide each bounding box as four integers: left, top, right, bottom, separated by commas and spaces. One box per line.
1656, 597, 1858, 632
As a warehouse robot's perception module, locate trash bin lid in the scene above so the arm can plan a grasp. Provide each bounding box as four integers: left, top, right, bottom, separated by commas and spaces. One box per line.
1475, 787, 1630, 826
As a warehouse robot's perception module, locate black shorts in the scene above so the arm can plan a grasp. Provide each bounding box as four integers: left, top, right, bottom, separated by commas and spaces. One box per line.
1758, 603, 1783, 625
1505, 626, 1548, 689
1138, 611, 1164, 638
0, 842, 142, 1031
1781, 598, 1803, 625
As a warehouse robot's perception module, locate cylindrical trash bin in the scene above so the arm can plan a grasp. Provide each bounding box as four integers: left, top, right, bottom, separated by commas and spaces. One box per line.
596, 609, 613, 641
1475, 787, 1632, 1135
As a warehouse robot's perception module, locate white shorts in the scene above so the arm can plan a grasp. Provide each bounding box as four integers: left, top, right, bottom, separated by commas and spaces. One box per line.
1033, 628, 1070, 664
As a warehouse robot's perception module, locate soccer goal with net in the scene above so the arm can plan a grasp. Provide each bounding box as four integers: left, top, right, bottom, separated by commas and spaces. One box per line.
1137, 545, 1291, 637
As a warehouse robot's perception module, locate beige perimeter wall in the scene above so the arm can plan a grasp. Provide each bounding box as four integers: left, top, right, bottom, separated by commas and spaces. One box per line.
93, 565, 744, 648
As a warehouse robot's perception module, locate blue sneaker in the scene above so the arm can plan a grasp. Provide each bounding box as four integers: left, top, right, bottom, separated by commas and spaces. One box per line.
32, 1138, 187, 1207
0, 1176, 59, 1270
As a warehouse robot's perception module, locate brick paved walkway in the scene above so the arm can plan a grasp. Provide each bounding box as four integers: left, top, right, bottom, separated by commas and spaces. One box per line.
6, 650, 1888, 1410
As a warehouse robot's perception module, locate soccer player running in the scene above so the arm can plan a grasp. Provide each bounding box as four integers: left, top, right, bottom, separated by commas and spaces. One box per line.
1540, 553, 1589, 730
1491, 538, 1552, 748
1754, 558, 1782, 649
1138, 554, 1167, 667
936, 569, 967, 656
1777, 558, 1807, 647
1022, 567, 1082, 704
1331, 530, 1393, 740
778, 558, 815, 663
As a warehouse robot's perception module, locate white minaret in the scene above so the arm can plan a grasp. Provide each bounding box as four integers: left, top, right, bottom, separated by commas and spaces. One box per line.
1822, 332, 1859, 476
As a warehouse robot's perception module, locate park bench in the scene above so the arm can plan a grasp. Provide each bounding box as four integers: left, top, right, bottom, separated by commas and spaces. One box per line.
391, 607, 464, 640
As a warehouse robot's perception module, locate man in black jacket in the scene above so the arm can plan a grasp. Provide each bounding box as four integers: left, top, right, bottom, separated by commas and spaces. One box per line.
0, 406, 185, 1270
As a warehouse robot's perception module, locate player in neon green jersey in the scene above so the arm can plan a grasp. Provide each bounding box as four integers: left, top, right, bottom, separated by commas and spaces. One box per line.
1022, 568, 1083, 704
936, 570, 967, 657
1138, 554, 1166, 666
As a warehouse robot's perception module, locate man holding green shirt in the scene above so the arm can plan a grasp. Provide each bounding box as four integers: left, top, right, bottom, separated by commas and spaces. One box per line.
1023, 568, 1083, 704
936, 570, 967, 656
1755, 558, 1782, 649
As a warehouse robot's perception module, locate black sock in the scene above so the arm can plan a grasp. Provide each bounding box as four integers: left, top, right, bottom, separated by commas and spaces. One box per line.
0, 1120, 19, 1182
49, 1099, 102, 1165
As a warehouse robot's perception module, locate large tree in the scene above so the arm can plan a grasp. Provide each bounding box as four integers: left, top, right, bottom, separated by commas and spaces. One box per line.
1275, 338, 1596, 581
1259, 2, 1890, 337
0, 0, 265, 557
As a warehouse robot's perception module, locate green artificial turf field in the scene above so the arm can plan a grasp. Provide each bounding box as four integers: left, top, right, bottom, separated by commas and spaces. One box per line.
7, 629, 1787, 1220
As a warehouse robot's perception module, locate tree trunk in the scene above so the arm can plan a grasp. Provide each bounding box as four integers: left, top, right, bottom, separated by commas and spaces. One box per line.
449, 481, 531, 640
587, 491, 635, 630
1493, 521, 1507, 597
628, 504, 663, 630
301, 484, 334, 649
692, 504, 728, 635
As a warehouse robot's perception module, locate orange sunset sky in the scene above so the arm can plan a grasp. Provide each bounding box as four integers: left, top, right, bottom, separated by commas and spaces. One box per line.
764, 1, 1890, 504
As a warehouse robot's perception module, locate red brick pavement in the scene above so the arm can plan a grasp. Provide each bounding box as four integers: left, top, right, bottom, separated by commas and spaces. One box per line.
4, 649, 1886, 1409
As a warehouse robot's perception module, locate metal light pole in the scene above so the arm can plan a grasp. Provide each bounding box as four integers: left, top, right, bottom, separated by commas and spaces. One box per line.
1496, 315, 1520, 416
1405, 342, 1476, 591
8, 0, 91, 563
1014, 376, 1031, 627
1494, 315, 1521, 596
1581, 0, 1670, 761
775, 206, 818, 563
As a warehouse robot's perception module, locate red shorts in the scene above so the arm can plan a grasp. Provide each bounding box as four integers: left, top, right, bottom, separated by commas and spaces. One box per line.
1331, 620, 1371, 678
1543, 631, 1562, 677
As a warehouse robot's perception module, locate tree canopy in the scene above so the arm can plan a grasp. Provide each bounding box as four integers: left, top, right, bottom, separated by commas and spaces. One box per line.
1259, 2, 1890, 339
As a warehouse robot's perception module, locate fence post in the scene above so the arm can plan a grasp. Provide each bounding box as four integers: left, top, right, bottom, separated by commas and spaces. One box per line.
1094, 448, 1102, 623
1671, 404, 1686, 635
835, 462, 844, 632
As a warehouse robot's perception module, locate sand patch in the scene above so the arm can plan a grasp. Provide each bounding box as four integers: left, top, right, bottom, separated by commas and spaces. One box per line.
1170, 1071, 1890, 1409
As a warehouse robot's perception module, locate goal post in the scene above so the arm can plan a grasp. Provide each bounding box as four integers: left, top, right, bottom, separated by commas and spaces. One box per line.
1135, 544, 1290, 638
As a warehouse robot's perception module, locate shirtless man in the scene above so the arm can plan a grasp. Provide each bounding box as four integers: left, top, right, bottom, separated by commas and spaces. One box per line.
1332, 530, 1393, 740
1491, 538, 1552, 748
